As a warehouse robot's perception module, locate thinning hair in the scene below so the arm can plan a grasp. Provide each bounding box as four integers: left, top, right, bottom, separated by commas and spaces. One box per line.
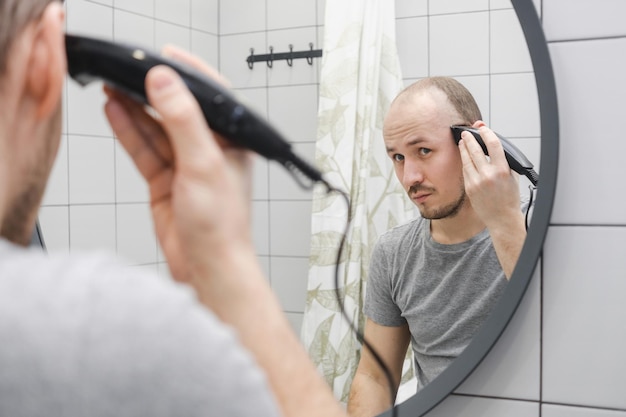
0, 0, 58, 76
395, 76, 483, 125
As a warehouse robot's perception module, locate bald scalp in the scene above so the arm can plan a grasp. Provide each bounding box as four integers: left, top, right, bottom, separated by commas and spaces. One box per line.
392, 77, 482, 126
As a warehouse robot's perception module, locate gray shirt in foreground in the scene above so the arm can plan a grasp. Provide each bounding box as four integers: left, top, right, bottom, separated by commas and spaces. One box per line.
363, 217, 507, 390
0, 239, 280, 417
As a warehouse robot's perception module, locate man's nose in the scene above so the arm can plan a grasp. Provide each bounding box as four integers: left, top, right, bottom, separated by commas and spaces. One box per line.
402, 159, 424, 189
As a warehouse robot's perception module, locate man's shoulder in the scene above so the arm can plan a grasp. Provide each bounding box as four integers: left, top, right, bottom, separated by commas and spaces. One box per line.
378, 216, 426, 245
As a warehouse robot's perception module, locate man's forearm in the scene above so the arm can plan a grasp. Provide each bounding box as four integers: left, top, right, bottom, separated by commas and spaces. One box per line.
347, 371, 396, 417
488, 212, 527, 279
191, 244, 346, 417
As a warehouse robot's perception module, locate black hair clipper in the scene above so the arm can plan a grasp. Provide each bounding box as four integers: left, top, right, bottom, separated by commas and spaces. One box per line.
65, 34, 326, 188
450, 126, 538, 186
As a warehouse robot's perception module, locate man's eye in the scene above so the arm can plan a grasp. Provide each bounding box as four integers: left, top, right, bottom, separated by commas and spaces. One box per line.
392, 154, 404, 162
419, 148, 432, 156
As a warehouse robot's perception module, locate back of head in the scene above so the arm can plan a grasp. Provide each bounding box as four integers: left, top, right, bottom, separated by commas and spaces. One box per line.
0, 0, 57, 78
394, 76, 482, 125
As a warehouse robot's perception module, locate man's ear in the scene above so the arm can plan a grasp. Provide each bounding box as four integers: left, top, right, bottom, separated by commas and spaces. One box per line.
26, 2, 65, 119
471, 120, 486, 129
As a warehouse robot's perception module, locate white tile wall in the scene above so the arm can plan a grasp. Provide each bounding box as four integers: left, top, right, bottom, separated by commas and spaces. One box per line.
543, 404, 626, 417
490, 73, 540, 137
543, 227, 626, 410
155, 21, 191, 51
548, 37, 626, 225
66, 81, 112, 137
113, 0, 153, 18
395, 0, 428, 18
68, 204, 116, 253
424, 395, 539, 417
429, 0, 489, 15
269, 201, 313, 257
490, 9, 533, 74
113, 9, 155, 47
543, 0, 626, 42
270, 257, 309, 312
155, 0, 190, 27
191, 0, 218, 34
68, 136, 115, 205
116, 203, 158, 266
395, 17, 429, 80
267, 85, 318, 142
219, 0, 265, 35
39, 1, 626, 415
267, 0, 316, 31
190, 31, 219, 68
66, 0, 113, 37
429, 12, 490, 76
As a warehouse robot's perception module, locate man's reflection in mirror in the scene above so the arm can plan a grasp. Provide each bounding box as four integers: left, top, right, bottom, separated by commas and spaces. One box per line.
347, 77, 527, 417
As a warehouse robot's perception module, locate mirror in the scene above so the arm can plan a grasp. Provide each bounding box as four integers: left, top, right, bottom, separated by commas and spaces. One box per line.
382, 0, 558, 415
303, 0, 549, 412
37, 0, 557, 415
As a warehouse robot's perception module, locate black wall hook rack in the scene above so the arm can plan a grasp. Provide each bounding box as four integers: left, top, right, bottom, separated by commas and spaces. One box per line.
247, 43, 322, 69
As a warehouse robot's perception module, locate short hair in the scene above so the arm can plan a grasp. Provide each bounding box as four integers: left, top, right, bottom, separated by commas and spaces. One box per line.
395, 76, 483, 125
0, 0, 58, 76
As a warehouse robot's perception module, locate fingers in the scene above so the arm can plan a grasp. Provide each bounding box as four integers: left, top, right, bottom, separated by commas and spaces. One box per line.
477, 125, 507, 167
459, 124, 513, 193
104, 91, 173, 191
144, 65, 219, 175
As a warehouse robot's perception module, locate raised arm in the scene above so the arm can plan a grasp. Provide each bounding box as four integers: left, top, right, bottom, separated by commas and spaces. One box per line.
104, 46, 346, 417
348, 318, 411, 417
458, 123, 527, 279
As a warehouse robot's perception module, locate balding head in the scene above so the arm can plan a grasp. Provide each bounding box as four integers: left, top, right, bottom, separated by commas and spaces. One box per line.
391, 77, 482, 127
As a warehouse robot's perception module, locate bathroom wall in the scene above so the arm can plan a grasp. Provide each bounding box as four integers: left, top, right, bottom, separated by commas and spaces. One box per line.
39, 0, 626, 416
40, 0, 219, 281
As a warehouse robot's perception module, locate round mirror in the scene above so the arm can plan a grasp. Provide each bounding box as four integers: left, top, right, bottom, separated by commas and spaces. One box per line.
377, 0, 558, 415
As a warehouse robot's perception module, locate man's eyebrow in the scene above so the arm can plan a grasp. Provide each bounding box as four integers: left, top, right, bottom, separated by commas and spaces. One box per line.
386, 138, 427, 153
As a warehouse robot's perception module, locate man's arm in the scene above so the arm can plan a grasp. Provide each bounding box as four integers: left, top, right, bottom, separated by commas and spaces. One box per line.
459, 123, 527, 279
104, 48, 346, 417
348, 319, 411, 417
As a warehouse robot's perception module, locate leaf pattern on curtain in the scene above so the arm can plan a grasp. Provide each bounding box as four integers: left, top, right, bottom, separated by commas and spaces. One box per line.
301, 0, 417, 405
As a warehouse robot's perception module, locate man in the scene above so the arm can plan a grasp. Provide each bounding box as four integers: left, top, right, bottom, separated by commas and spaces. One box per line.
0, 1, 347, 416
347, 77, 526, 416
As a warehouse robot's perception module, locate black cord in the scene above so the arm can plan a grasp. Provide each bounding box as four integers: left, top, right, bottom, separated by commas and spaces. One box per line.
283, 158, 398, 415
323, 183, 399, 417
525, 184, 536, 231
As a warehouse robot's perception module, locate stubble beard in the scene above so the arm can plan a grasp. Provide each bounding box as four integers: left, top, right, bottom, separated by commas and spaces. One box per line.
411, 180, 467, 220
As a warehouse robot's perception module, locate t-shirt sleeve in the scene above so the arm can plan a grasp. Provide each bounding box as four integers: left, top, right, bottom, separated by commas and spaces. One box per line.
363, 235, 406, 327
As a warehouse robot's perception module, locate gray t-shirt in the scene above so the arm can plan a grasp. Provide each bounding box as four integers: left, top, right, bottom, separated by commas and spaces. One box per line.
0, 240, 281, 417
363, 217, 507, 390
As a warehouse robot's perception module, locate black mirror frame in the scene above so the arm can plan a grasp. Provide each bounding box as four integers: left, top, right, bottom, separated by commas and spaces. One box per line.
381, 1, 559, 416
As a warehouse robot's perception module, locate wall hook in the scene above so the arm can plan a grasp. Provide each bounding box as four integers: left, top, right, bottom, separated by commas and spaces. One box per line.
247, 48, 254, 69
286, 44, 294, 67
306, 43, 314, 65
267, 46, 274, 68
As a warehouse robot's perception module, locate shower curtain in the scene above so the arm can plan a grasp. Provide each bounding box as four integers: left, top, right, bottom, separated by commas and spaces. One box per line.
301, 0, 416, 404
